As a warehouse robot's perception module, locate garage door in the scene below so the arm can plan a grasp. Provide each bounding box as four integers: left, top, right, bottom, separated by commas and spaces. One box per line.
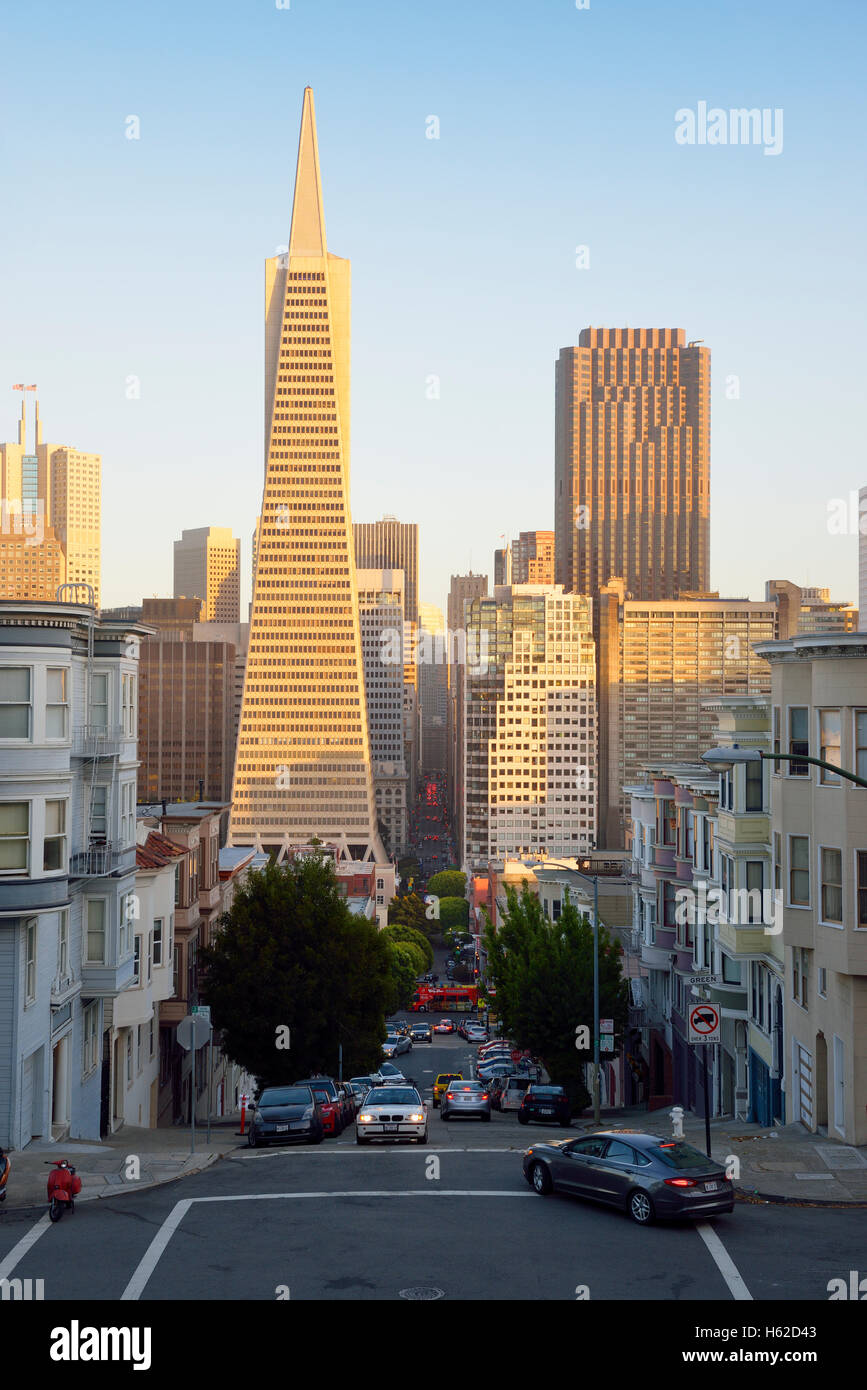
20, 1052, 34, 1147
793, 1040, 813, 1129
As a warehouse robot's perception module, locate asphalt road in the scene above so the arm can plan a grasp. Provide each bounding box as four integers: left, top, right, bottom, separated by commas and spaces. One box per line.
2, 1027, 865, 1302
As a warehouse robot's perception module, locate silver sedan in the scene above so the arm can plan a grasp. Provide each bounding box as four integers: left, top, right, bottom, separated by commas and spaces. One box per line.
440, 1079, 492, 1121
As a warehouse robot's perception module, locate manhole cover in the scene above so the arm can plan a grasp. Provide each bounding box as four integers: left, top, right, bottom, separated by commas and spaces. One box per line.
399, 1286, 444, 1301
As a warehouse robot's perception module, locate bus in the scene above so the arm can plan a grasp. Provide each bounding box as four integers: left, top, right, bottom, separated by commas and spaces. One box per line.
411, 984, 478, 1013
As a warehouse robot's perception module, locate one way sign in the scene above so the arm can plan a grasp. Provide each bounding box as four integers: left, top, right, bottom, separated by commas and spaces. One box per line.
688, 1002, 720, 1045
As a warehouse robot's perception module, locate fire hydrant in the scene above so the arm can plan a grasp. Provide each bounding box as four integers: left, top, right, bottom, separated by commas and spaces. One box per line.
670, 1105, 684, 1139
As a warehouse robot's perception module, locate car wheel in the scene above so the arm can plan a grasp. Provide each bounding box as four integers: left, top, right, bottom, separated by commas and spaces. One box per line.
518, 1113, 529, 1125
247, 1128, 258, 1148
531, 1162, 552, 1196
628, 1189, 655, 1225
356, 1134, 369, 1146
312, 1127, 324, 1145
560, 1117, 572, 1128
482, 1112, 491, 1122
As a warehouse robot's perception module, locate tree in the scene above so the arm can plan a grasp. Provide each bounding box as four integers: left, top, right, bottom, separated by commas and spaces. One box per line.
482, 884, 628, 1115
427, 869, 466, 898
438, 896, 469, 931
382, 924, 434, 971
386, 941, 425, 1010
388, 892, 436, 936
198, 855, 392, 1086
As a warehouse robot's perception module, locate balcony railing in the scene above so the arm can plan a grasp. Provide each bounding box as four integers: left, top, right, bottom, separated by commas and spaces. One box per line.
72, 725, 127, 758
69, 841, 124, 878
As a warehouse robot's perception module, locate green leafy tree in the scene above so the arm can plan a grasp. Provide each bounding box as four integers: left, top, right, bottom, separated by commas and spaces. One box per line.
388, 892, 436, 935
483, 884, 628, 1114
382, 924, 434, 971
438, 896, 469, 931
427, 869, 466, 898
199, 855, 392, 1085
386, 941, 425, 1010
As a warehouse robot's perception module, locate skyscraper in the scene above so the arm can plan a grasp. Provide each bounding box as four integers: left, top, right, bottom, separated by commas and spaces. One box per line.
512, 531, 554, 585
174, 527, 241, 623
357, 568, 408, 856
229, 88, 384, 860
417, 603, 448, 775
354, 517, 419, 625
447, 572, 488, 822
555, 328, 710, 604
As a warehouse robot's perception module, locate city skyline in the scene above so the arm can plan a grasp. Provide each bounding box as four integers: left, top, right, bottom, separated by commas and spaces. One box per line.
1, 1, 864, 617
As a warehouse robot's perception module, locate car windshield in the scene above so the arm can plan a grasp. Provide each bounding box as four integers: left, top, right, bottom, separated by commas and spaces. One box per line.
380, 1064, 402, 1075
296, 1079, 336, 1095
258, 1088, 312, 1107
653, 1142, 716, 1170
366, 1089, 420, 1106
450, 1083, 482, 1091
530, 1087, 564, 1096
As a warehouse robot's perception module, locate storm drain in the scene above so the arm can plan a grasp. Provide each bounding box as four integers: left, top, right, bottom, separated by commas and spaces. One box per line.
399, 1286, 445, 1301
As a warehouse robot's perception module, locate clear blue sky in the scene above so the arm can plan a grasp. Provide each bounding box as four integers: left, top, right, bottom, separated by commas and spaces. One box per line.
2, 0, 864, 614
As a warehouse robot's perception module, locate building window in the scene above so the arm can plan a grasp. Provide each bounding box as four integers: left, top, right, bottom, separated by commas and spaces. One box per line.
43, 799, 67, 872
121, 673, 137, 737
90, 672, 108, 730
820, 848, 843, 924
745, 758, 763, 811
126, 1031, 133, 1084
132, 935, 141, 984
855, 711, 867, 782
772, 706, 781, 771
858, 852, 867, 929
551, 898, 562, 921
750, 962, 767, 1030
174, 864, 181, 905
746, 860, 764, 922
149, 1019, 155, 1058
792, 946, 809, 1007
789, 835, 810, 906
818, 710, 841, 785
25, 918, 37, 1003
0, 801, 30, 874
86, 899, 106, 962
788, 707, 809, 776
817, 967, 827, 998
137, 1024, 143, 1073
721, 953, 741, 985
774, 832, 782, 893
0, 667, 31, 738
83, 1000, 99, 1076
58, 908, 69, 980
120, 892, 136, 956
90, 785, 108, 840
662, 880, 678, 930
172, 945, 181, 998
120, 782, 135, 846
153, 918, 164, 965
46, 667, 69, 739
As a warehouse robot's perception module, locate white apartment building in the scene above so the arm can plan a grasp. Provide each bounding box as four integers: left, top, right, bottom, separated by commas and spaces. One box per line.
755, 632, 867, 1144
0, 600, 145, 1146
463, 586, 597, 870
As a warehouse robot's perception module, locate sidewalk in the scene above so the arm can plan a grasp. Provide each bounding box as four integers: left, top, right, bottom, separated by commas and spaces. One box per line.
574, 1103, 867, 1205
2, 1118, 241, 1214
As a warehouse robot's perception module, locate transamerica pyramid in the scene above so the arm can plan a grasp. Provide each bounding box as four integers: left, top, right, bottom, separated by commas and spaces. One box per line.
229, 89, 386, 862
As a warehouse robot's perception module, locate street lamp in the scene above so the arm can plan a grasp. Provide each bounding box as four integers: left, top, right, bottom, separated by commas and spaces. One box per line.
701, 744, 867, 789
570, 867, 601, 1125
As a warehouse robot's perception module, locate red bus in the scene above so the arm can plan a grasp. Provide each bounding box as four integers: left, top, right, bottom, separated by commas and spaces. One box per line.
411, 984, 478, 1013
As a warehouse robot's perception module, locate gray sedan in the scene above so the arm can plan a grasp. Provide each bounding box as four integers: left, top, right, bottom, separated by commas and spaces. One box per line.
522, 1130, 735, 1225
440, 1079, 492, 1121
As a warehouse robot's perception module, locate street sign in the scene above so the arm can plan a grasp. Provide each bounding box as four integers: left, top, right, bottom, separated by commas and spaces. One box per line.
192, 1005, 211, 1025
600, 1033, 615, 1051
177, 1014, 211, 1052
688, 1002, 721, 1044
689, 975, 722, 985
600, 1018, 613, 1032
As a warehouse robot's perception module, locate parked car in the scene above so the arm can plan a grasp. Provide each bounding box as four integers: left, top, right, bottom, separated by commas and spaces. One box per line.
518, 1085, 572, 1127
247, 1085, 324, 1147
521, 1132, 736, 1225
410, 1023, 433, 1043
356, 1086, 428, 1145
346, 1080, 370, 1109
440, 1080, 492, 1122
432, 1072, 463, 1107
292, 1080, 342, 1135
348, 1075, 377, 1094
499, 1075, 535, 1111
489, 1076, 509, 1111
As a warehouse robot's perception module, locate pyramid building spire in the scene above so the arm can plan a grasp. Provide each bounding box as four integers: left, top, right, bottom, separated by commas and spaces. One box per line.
229, 90, 385, 863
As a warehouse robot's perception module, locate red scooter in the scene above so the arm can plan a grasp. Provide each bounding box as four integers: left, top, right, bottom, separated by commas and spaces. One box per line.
0, 1148, 10, 1204
47, 1159, 81, 1221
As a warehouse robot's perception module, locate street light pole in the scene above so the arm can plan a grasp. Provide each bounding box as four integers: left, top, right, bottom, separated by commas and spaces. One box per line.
593, 872, 600, 1126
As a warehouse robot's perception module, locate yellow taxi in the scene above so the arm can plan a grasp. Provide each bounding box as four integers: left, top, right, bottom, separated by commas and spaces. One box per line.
433, 1072, 463, 1108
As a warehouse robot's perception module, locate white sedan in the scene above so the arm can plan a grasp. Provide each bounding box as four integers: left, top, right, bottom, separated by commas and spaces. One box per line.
356, 1086, 428, 1145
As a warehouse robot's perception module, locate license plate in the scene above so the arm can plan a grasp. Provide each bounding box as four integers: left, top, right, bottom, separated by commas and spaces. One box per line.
540, 1108, 554, 1115
704, 1181, 719, 1192
384, 1123, 398, 1133
275, 1124, 289, 1132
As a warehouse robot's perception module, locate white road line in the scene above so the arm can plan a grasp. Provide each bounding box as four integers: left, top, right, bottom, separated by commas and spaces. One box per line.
695, 1222, 753, 1301
121, 1190, 533, 1299
236, 1147, 525, 1158
120, 1198, 192, 1301
0, 1212, 51, 1281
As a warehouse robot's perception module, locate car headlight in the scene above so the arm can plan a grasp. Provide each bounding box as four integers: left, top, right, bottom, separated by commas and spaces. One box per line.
359, 1113, 374, 1124
302, 1106, 314, 1120
408, 1113, 424, 1123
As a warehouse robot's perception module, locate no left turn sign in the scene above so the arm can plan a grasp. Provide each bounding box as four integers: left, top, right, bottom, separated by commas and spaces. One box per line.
688, 1002, 720, 1044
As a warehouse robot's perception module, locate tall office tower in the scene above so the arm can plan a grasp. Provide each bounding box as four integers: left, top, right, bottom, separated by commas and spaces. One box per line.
0, 529, 66, 600
512, 531, 555, 585
354, 517, 419, 624
47, 446, 101, 603
554, 328, 710, 605
417, 603, 448, 775
860, 486, 867, 621
229, 89, 384, 860
173, 527, 241, 623
137, 599, 237, 803
447, 572, 489, 824
461, 586, 597, 871
357, 568, 408, 856
192, 619, 249, 760
596, 580, 777, 847
493, 546, 511, 587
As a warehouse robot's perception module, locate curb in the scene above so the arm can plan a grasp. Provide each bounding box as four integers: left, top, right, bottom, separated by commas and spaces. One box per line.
737, 1187, 867, 1209
0, 1150, 227, 1218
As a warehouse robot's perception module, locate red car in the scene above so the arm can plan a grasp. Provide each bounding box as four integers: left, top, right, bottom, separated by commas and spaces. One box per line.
295, 1078, 344, 1135
433, 1018, 456, 1033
